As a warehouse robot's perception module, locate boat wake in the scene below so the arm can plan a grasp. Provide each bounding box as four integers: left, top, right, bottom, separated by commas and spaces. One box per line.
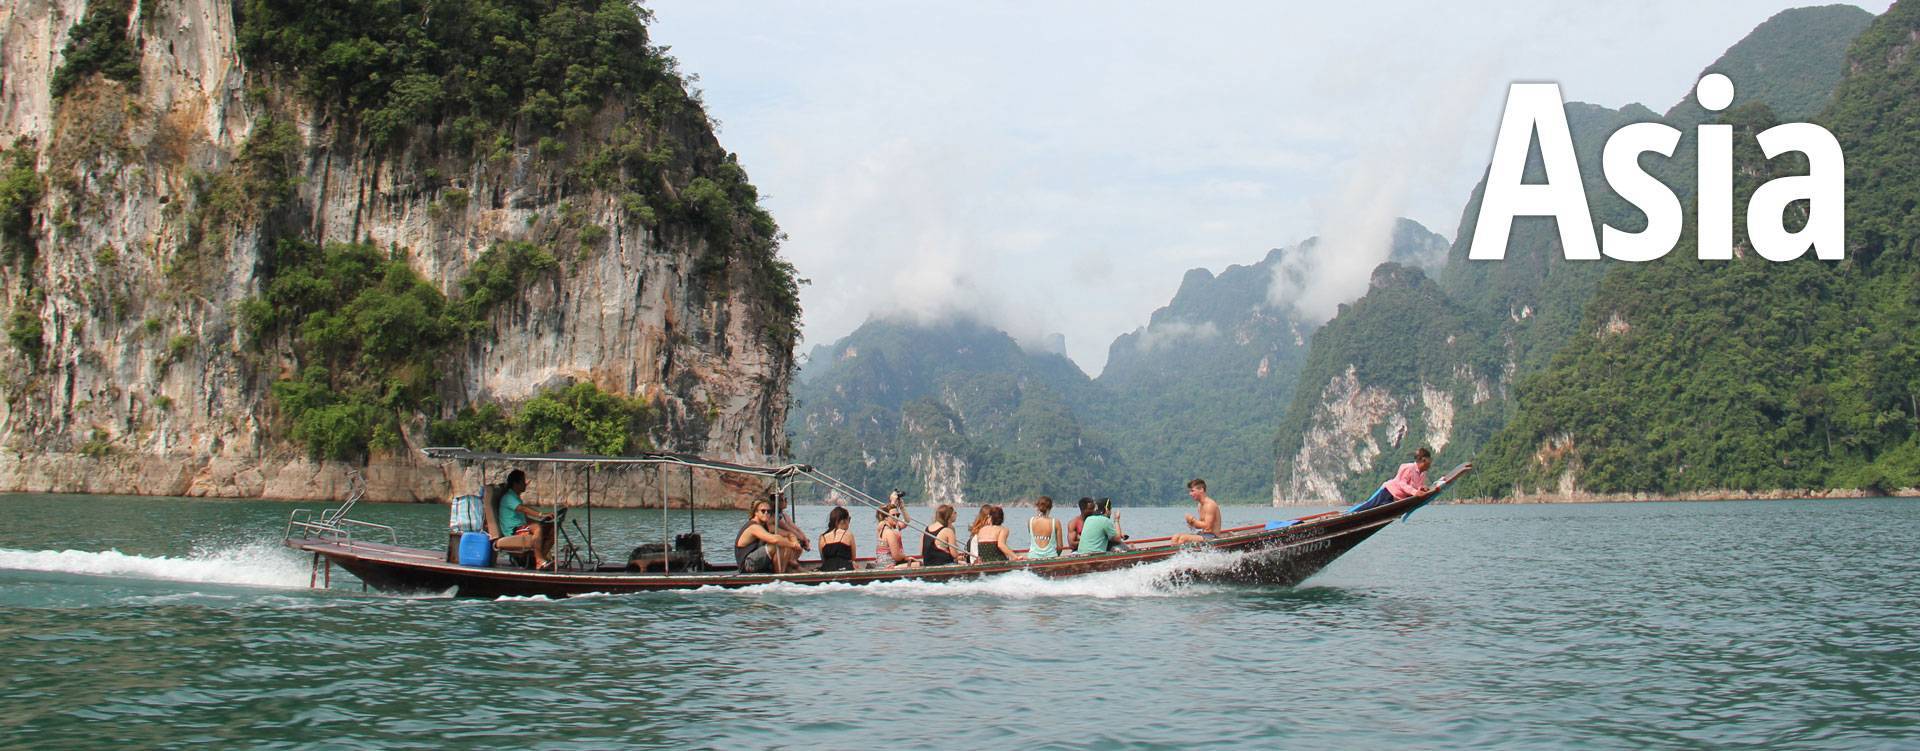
709, 548, 1253, 600
0, 540, 312, 590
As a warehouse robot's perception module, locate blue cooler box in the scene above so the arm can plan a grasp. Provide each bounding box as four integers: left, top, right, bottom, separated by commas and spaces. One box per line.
457, 531, 494, 567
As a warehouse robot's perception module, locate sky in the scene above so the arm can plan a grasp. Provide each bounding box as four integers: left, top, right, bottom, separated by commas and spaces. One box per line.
646, 1, 1888, 375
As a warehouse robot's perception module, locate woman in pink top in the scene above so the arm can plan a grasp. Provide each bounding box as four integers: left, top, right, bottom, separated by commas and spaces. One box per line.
873, 506, 908, 568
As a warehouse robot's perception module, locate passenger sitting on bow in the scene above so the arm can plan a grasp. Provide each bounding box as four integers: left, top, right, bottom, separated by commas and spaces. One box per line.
1353, 447, 1434, 513
486, 469, 554, 569
974, 505, 1022, 562
735, 500, 803, 574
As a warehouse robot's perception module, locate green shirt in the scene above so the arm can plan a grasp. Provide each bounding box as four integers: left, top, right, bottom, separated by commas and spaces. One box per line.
499, 488, 526, 531
1077, 514, 1119, 554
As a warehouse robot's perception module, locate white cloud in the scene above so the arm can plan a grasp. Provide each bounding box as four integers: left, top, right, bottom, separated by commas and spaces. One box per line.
1131, 321, 1222, 354
1270, 56, 1502, 322
649, 0, 1892, 373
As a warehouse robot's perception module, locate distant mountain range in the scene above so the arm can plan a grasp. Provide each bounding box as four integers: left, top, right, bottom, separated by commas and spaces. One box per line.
790, 4, 1915, 506
790, 318, 1135, 505
790, 220, 1445, 505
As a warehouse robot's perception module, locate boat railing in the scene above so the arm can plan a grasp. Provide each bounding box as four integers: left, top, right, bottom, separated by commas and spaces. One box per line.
284, 467, 398, 548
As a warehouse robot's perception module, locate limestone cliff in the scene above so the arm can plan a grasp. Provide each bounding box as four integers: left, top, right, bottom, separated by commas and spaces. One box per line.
1271, 264, 1498, 504
0, 0, 797, 503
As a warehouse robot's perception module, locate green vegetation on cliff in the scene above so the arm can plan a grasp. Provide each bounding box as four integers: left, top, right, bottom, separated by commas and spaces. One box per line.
0, 145, 41, 266
430, 382, 655, 456
203, 2, 799, 459
236, 0, 663, 145
50, 0, 140, 99
1463, 4, 1920, 496
1, 145, 45, 358
247, 241, 463, 459
232, 0, 800, 347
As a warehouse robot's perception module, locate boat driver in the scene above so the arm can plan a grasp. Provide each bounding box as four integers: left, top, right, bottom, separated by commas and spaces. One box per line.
486, 469, 554, 569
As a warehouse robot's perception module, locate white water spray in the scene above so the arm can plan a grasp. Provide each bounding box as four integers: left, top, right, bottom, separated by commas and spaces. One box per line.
0, 540, 313, 590
696, 548, 1252, 600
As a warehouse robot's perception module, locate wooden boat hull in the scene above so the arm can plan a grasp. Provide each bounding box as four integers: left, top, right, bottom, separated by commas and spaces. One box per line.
286, 493, 1429, 598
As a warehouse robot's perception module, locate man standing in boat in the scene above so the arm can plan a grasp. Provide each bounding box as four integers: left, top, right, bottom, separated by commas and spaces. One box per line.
1170, 478, 1221, 544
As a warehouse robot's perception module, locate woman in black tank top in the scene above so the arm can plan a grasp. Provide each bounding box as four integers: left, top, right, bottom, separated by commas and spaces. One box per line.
818, 507, 856, 571
920, 504, 961, 566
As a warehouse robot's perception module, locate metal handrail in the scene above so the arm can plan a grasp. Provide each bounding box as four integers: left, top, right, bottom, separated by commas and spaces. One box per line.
283, 468, 398, 547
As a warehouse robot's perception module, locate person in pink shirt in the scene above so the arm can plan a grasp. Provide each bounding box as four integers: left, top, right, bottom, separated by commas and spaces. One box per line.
1383, 447, 1435, 500
1353, 447, 1434, 513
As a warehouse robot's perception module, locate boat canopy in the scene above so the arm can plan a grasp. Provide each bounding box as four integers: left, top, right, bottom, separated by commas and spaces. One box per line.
420, 445, 902, 572
421, 446, 811, 479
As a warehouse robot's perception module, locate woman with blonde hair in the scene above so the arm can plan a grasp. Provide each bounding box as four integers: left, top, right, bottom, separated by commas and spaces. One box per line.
975, 505, 1022, 563
967, 504, 994, 559
873, 506, 908, 568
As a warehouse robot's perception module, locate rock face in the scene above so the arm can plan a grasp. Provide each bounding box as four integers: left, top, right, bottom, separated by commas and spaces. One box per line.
1272, 263, 1498, 505
0, 0, 795, 504
1094, 217, 1448, 502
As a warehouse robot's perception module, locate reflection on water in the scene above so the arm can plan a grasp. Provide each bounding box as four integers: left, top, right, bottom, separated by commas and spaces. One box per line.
1, 495, 1918, 748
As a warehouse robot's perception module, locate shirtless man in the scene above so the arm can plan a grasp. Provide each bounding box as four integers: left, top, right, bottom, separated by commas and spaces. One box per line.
1170, 478, 1221, 545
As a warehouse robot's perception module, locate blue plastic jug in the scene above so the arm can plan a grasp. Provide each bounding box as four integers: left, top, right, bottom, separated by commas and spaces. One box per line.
457, 531, 494, 567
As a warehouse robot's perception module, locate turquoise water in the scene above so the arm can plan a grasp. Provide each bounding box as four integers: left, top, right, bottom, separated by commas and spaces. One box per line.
2, 494, 1916, 749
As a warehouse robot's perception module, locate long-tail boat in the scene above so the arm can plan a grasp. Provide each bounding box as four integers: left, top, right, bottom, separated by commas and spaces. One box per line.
284, 448, 1471, 598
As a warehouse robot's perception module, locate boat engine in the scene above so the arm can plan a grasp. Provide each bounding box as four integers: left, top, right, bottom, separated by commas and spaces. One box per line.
626, 532, 705, 573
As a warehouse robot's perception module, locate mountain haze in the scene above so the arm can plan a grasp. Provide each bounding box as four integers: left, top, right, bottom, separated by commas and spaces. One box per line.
1093, 219, 1447, 501
791, 219, 1447, 504
789, 318, 1138, 505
